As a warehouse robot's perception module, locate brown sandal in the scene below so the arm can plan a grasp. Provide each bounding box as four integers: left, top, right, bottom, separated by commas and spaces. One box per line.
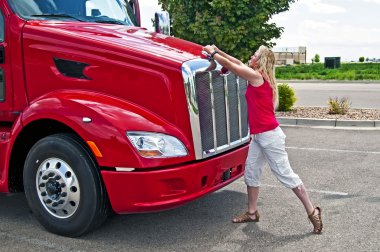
308, 206, 323, 234
232, 210, 260, 223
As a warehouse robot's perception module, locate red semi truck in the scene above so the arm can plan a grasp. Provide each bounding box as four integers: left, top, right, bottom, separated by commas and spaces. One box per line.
0, 0, 250, 236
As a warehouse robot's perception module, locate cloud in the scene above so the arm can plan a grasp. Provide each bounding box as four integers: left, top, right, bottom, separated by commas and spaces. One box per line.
363, 0, 380, 4
271, 0, 380, 61
140, 0, 161, 8
299, 0, 346, 14
296, 20, 380, 47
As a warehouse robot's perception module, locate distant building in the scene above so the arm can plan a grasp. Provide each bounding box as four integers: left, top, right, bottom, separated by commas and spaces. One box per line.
366, 58, 380, 62
273, 47, 307, 65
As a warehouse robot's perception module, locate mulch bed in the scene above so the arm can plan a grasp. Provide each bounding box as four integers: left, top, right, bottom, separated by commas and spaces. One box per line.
275, 107, 380, 120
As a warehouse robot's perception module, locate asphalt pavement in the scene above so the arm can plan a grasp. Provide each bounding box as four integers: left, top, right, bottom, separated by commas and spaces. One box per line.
1, 126, 379, 252
285, 81, 380, 109
1, 81, 379, 251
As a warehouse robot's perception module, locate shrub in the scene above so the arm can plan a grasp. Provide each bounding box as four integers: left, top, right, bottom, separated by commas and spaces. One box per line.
327, 97, 351, 115
277, 83, 297, 112
314, 54, 320, 63
359, 57, 365, 62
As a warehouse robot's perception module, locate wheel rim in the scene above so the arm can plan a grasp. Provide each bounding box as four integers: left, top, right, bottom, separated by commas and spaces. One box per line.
36, 158, 80, 219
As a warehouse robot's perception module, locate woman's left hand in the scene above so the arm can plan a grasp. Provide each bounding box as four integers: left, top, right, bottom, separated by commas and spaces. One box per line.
203, 45, 214, 55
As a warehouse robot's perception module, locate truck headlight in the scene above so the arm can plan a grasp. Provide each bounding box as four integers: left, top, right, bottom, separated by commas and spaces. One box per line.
127, 132, 188, 158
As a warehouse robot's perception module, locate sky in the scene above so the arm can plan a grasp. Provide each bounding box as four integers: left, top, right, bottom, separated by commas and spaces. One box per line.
139, 0, 380, 62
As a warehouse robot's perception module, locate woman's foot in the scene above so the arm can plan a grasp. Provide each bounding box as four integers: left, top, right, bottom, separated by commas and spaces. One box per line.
308, 206, 323, 234
232, 210, 260, 223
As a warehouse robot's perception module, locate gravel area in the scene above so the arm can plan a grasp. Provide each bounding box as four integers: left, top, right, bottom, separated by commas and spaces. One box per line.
275, 106, 380, 120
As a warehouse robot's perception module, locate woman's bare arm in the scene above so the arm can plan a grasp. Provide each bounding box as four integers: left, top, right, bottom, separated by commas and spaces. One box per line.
212, 45, 243, 66
203, 45, 263, 85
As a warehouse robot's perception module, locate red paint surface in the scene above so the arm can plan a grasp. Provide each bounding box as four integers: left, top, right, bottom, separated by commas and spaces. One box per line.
0, 1, 247, 214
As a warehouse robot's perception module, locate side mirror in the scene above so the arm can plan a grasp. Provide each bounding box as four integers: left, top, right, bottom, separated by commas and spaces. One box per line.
154, 11, 170, 35
128, 0, 141, 26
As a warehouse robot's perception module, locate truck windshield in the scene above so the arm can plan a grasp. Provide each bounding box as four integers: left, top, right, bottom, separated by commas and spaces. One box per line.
8, 0, 136, 26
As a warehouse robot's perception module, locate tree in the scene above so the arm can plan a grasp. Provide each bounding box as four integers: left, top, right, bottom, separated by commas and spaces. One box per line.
359, 57, 365, 62
158, 0, 296, 62
314, 54, 320, 63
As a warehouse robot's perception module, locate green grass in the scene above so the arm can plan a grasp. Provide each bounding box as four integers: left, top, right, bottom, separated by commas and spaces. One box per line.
275, 63, 380, 80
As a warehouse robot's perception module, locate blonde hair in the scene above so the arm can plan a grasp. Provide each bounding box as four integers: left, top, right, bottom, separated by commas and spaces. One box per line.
255, 46, 278, 108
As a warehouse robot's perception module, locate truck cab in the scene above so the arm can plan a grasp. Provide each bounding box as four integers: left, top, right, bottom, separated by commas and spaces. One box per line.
0, 0, 249, 237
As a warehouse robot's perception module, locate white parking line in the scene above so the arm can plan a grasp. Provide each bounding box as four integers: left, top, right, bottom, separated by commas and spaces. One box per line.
261, 183, 349, 196
286, 146, 380, 155
236, 181, 349, 196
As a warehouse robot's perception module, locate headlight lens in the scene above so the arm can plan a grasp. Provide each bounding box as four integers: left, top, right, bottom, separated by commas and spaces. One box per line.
127, 132, 188, 158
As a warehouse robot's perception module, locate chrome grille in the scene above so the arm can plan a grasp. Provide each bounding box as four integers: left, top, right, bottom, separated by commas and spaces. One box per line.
182, 59, 250, 160
194, 70, 249, 157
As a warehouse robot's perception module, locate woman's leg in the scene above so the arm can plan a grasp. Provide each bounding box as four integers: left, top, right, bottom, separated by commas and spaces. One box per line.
292, 184, 322, 233
292, 184, 315, 215
245, 137, 264, 215
258, 127, 322, 232
232, 137, 264, 223
247, 186, 260, 215
232, 186, 260, 222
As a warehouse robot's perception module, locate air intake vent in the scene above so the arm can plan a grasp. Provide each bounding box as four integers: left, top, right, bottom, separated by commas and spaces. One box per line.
54, 58, 91, 80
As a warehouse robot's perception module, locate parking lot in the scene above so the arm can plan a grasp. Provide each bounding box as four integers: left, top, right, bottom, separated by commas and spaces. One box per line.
1, 126, 379, 252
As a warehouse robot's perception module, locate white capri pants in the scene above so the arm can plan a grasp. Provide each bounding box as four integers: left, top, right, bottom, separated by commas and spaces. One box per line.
245, 126, 303, 189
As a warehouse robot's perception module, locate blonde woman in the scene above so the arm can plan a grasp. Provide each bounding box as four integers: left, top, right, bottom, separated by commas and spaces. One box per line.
203, 45, 323, 234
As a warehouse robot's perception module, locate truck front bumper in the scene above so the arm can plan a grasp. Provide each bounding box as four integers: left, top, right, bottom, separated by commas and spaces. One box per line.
101, 144, 249, 214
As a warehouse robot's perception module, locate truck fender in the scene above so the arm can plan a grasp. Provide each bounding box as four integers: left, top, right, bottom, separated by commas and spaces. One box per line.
19, 90, 192, 168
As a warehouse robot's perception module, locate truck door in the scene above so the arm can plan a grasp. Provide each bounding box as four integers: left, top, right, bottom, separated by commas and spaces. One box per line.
0, 9, 13, 119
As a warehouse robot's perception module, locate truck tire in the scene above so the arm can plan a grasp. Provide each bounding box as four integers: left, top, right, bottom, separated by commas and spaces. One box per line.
23, 133, 109, 237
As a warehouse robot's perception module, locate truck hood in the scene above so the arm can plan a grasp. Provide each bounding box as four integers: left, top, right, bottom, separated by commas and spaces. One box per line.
25, 21, 203, 64
22, 20, 204, 140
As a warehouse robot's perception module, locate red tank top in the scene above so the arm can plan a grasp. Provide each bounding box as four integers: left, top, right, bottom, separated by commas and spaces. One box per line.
245, 79, 279, 134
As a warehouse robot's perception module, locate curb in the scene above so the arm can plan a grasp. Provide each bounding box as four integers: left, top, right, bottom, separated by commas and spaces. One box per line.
277, 117, 380, 128
277, 80, 380, 84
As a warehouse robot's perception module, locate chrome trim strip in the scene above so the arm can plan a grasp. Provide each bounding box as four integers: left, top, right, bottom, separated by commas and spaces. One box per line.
182, 61, 207, 159
203, 135, 250, 158
210, 73, 218, 150
237, 77, 242, 138
224, 75, 231, 144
